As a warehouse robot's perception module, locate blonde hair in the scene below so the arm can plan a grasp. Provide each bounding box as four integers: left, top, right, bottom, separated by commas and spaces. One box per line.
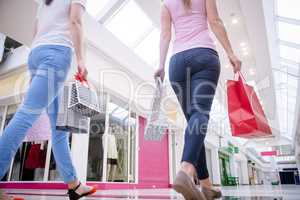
183, 0, 192, 9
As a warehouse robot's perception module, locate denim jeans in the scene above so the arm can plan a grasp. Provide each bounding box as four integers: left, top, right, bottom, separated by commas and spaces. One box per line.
0, 45, 77, 183
169, 48, 220, 180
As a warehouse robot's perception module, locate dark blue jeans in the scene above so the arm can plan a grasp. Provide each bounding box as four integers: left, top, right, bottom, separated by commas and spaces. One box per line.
169, 48, 220, 180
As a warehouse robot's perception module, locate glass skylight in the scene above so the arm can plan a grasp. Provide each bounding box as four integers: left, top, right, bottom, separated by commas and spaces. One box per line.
105, 0, 154, 48
278, 22, 300, 45
86, 0, 111, 17
273, 65, 298, 137
134, 28, 160, 67
280, 45, 300, 63
277, 0, 300, 20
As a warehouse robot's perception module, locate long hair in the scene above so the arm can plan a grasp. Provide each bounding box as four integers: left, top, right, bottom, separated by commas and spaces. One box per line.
45, 0, 53, 5
183, 0, 192, 9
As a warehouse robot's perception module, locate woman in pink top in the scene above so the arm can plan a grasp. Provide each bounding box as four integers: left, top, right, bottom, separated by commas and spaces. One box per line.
155, 0, 241, 199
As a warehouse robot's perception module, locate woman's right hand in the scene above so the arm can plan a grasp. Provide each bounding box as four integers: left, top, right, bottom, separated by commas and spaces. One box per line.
228, 53, 242, 73
154, 67, 165, 82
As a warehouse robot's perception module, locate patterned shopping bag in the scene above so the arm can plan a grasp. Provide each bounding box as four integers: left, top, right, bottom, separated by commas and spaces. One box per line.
56, 85, 90, 134
68, 73, 100, 117
144, 78, 168, 141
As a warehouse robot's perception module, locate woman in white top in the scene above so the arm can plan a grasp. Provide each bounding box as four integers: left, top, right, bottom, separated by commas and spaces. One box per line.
0, 0, 96, 199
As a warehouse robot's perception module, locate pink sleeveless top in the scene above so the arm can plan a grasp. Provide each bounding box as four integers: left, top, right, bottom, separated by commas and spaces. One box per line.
164, 0, 216, 55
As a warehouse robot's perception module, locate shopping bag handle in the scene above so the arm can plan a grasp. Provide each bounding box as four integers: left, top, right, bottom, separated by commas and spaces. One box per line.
155, 77, 163, 87
74, 72, 90, 88
234, 71, 246, 83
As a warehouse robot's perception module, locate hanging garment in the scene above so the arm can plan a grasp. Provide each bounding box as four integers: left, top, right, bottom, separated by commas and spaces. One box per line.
24, 112, 51, 142
104, 134, 118, 160
25, 144, 46, 169
227, 72, 272, 138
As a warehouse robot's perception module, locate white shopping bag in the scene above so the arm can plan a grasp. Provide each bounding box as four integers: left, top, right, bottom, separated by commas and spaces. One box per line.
68, 79, 101, 118
144, 78, 168, 141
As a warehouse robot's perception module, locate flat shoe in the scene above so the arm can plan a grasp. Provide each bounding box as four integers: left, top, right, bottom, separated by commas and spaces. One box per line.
68, 183, 97, 200
173, 171, 206, 200
202, 187, 222, 200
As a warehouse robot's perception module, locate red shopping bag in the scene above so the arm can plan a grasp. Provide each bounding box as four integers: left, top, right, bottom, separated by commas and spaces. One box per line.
227, 72, 272, 138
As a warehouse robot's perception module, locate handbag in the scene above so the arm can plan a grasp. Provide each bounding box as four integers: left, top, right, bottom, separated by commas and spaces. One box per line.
144, 78, 168, 141
68, 73, 100, 117
56, 85, 90, 134
227, 72, 272, 138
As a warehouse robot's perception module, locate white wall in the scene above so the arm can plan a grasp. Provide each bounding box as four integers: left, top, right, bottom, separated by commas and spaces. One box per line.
0, 0, 37, 46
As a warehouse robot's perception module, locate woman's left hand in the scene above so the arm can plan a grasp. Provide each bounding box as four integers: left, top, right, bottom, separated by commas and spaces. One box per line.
154, 67, 165, 81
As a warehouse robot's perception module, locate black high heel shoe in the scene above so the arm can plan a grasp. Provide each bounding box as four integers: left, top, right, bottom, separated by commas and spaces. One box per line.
68, 182, 97, 200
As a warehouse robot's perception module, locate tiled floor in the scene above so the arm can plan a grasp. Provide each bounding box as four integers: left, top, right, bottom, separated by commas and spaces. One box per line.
2, 185, 300, 200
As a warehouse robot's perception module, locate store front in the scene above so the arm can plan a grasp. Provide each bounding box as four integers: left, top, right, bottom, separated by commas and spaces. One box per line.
0, 74, 173, 189
219, 152, 231, 186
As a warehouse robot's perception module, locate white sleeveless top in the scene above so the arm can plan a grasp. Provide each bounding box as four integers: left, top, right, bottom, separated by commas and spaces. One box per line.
31, 0, 86, 49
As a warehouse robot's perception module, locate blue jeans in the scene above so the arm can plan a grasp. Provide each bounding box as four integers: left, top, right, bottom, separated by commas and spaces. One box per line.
0, 45, 77, 183
169, 48, 220, 180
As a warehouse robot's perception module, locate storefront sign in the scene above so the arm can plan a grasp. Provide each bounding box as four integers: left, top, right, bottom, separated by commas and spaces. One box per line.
260, 151, 277, 156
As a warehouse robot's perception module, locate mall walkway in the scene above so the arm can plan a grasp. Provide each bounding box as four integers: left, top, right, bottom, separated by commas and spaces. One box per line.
3, 185, 300, 199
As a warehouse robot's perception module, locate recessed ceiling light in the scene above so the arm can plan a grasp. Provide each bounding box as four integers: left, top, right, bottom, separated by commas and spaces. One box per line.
249, 68, 255, 75
231, 18, 239, 24
249, 68, 256, 75
225, 64, 230, 68
243, 51, 249, 56
242, 47, 248, 52
240, 42, 247, 47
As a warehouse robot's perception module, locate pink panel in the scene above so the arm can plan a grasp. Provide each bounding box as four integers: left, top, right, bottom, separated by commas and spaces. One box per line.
260, 151, 277, 156
138, 117, 170, 187
0, 182, 171, 190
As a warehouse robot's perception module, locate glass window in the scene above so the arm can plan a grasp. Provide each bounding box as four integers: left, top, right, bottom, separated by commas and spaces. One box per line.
87, 95, 107, 181
105, 96, 136, 183
105, 0, 154, 48
134, 28, 160, 66
86, 0, 111, 17
0, 106, 5, 134
1, 104, 17, 181
1, 104, 48, 182
281, 62, 299, 76
277, 0, 300, 20
278, 22, 300, 45
128, 112, 137, 182
106, 99, 129, 182
280, 45, 300, 63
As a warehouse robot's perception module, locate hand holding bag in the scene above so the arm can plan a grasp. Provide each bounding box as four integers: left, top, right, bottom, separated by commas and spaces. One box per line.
68, 73, 100, 117
227, 72, 272, 138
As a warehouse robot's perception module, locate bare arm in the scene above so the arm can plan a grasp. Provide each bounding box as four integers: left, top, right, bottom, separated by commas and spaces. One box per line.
70, 3, 87, 78
155, 5, 172, 81
206, 0, 241, 72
